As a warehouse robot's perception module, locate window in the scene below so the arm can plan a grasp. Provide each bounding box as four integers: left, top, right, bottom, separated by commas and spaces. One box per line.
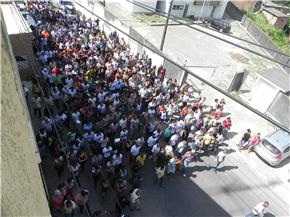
172, 5, 184, 10
262, 140, 281, 155
193, 1, 220, 6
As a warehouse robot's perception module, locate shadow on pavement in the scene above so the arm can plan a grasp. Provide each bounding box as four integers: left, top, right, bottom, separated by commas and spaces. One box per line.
226, 131, 238, 140
218, 165, 239, 172
264, 212, 276, 217
131, 162, 232, 217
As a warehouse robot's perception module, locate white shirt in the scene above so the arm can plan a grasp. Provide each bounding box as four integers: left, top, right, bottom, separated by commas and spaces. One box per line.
130, 145, 141, 157
102, 146, 112, 158
130, 189, 140, 203
119, 118, 127, 129
217, 151, 226, 163
169, 134, 179, 146
165, 145, 173, 156
112, 154, 123, 166
147, 136, 157, 147
151, 144, 160, 154
252, 202, 267, 217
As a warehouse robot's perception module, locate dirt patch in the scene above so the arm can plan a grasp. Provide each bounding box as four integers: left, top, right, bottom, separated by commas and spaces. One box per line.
230, 52, 250, 64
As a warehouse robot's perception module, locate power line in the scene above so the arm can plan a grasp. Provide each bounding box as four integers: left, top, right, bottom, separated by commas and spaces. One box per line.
74, 1, 290, 133
125, 0, 290, 67
126, 0, 290, 58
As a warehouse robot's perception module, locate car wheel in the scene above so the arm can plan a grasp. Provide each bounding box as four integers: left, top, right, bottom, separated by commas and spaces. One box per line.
219, 28, 223, 33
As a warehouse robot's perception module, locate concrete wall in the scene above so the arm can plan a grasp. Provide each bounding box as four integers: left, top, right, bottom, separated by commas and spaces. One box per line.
225, 1, 244, 21
231, 0, 257, 12
105, 0, 157, 13
213, 0, 229, 19
1, 11, 51, 217
186, 0, 228, 19
132, 0, 157, 13
241, 16, 290, 73
187, 3, 213, 18
263, 10, 278, 26
262, 10, 288, 29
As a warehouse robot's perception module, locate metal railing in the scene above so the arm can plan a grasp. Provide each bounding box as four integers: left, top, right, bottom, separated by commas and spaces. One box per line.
75, 1, 290, 133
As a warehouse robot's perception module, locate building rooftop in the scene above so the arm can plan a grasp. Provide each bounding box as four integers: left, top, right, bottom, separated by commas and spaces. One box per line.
0, 1, 31, 35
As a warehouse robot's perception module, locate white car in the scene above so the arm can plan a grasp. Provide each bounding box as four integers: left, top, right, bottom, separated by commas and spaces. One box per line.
254, 129, 290, 166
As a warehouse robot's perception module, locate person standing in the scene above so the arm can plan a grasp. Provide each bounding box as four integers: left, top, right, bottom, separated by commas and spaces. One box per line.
63, 199, 77, 217
248, 133, 261, 152
74, 189, 89, 214
252, 201, 269, 217
214, 150, 226, 172
239, 129, 251, 150
53, 155, 65, 178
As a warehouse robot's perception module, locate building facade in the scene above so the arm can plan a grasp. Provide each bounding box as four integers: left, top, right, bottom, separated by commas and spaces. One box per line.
1, 7, 51, 217
113, 0, 230, 19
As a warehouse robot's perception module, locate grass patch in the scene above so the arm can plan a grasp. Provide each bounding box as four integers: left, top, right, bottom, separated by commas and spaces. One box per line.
246, 11, 290, 56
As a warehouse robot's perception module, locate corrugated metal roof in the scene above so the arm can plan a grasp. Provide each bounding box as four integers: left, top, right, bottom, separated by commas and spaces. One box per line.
0, 2, 31, 35
263, 7, 289, 18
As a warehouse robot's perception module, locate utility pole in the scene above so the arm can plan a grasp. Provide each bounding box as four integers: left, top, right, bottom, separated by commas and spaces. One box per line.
199, 0, 207, 21
160, 0, 174, 51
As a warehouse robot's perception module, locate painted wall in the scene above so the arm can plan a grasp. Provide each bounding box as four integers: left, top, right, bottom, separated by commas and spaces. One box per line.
231, 0, 257, 11
187, 4, 212, 17
186, 1, 228, 19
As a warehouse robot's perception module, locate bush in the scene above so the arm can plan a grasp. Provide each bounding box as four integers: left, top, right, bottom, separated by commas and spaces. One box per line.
247, 11, 290, 55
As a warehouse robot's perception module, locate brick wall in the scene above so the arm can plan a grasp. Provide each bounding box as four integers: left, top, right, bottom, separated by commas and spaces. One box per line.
1, 12, 51, 217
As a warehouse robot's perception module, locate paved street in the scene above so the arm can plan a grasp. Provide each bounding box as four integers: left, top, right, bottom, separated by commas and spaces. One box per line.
59, 1, 290, 216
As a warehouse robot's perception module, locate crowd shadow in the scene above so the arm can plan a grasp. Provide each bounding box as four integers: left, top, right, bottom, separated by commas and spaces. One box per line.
226, 131, 238, 140
217, 165, 239, 172
224, 148, 236, 155
264, 212, 276, 217
135, 162, 232, 217
191, 165, 211, 172
245, 212, 276, 217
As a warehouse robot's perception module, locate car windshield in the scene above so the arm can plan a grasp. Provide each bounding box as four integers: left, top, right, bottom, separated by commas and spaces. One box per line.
262, 140, 281, 155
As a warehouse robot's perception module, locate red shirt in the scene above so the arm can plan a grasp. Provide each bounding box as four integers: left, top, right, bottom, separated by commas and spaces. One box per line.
52, 195, 64, 209
52, 67, 61, 76
223, 119, 232, 129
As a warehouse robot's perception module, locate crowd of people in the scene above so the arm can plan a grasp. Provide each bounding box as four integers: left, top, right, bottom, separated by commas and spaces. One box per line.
23, 1, 263, 217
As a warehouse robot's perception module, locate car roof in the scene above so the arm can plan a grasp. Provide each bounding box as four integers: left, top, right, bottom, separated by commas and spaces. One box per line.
264, 130, 290, 151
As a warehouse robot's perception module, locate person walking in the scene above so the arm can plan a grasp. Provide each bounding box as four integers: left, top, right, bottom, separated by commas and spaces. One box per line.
130, 188, 141, 211
252, 201, 269, 217
155, 165, 165, 187
214, 149, 226, 172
